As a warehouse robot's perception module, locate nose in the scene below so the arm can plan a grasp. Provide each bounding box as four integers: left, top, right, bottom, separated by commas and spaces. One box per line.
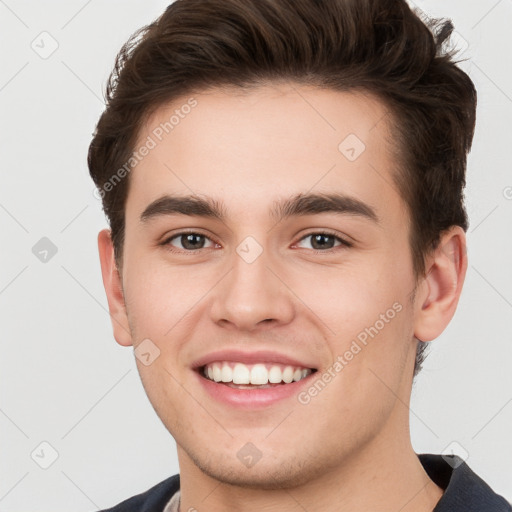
209, 242, 295, 331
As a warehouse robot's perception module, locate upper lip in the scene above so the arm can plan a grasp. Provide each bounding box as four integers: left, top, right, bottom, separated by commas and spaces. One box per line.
191, 349, 318, 370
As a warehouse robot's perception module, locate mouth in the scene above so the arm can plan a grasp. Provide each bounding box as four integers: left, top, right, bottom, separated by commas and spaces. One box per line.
196, 361, 318, 389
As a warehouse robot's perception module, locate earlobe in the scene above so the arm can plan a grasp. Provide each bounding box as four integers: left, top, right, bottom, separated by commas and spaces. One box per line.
414, 226, 467, 342
97, 229, 133, 347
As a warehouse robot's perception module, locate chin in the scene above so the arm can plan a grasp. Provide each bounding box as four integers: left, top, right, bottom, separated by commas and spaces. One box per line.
189, 449, 327, 490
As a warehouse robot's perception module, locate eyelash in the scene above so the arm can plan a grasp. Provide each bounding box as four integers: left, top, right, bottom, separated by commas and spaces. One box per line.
160, 229, 353, 253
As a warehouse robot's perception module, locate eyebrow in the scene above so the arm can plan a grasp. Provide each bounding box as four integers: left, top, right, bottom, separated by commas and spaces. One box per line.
140, 192, 379, 225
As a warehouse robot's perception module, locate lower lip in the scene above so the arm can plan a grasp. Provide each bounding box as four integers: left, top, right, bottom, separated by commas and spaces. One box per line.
194, 369, 316, 409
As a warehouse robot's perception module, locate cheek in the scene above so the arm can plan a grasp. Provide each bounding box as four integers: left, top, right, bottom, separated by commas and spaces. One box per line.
288, 261, 406, 341
290, 259, 413, 395
123, 258, 211, 338
313, 301, 413, 421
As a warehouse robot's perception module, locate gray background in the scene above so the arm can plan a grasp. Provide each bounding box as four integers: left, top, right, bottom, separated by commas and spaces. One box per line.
1, 0, 511, 510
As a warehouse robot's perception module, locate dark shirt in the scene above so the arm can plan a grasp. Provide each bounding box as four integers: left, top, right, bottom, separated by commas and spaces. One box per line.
98, 453, 512, 511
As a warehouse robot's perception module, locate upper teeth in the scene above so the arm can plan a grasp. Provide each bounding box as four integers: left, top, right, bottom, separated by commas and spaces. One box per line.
202, 362, 313, 385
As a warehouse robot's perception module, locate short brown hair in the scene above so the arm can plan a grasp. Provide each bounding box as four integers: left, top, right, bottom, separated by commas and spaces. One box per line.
88, 0, 477, 378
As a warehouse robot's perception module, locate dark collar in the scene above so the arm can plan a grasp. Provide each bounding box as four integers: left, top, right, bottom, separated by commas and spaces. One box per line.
418, 453, 511, 511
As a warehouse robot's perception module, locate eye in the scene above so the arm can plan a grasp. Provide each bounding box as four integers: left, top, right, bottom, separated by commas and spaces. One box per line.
294, 231, 352, 251
162, 231, 218, 251
161, 230, 352, 253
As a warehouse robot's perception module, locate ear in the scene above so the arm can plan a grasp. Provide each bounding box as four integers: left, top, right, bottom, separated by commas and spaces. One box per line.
413, 226, 467, 342
97, 228, 133, 346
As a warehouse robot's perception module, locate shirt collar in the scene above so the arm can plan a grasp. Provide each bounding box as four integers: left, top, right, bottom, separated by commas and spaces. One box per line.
418, 453, 511, 511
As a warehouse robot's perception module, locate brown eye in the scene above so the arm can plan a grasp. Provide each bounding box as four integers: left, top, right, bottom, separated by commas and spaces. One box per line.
163, 232, 216, 251
295, 232, 352, 251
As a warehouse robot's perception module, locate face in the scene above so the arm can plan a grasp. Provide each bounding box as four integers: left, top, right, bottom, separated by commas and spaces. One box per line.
107, 84, 425, 488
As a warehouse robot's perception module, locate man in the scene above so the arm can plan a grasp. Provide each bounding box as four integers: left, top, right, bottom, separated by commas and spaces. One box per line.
88, 0, 511, 510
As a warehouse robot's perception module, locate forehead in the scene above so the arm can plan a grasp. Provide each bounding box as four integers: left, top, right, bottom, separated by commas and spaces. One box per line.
128, 84, 404, 224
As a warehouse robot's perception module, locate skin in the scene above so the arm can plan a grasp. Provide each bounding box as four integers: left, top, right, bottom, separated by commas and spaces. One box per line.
98, 84, 467, 512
